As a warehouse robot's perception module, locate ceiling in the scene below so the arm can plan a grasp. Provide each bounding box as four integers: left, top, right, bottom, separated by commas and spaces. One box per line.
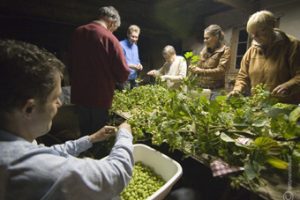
2, 0, 275, 55
0, 0, 233, 39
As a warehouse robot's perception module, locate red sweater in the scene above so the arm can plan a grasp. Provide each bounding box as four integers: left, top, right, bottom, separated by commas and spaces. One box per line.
69, 22, 129, 108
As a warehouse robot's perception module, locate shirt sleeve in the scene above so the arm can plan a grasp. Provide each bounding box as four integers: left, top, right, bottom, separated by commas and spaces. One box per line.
46, 128, 134, 199
9, 128, 134, 200
284, 38, 300, 94
110, 37, 130, 83
50, 136, 92, 157
233, 48, 252, 93
157, 63, 167, 75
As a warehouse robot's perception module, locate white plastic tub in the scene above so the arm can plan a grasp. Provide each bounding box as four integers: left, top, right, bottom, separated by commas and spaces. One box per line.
133, 144, 183, 200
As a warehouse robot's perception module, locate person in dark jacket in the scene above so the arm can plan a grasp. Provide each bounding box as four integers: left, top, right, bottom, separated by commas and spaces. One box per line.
69, 6, 130, 136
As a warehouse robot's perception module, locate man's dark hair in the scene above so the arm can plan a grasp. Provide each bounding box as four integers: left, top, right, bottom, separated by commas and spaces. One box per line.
0, 39, 64, 113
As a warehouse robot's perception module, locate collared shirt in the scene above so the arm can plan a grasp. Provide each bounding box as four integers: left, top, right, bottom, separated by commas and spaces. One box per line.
120, 39, 141, 80
234, 29, 300, 104
0, 129, 133, 200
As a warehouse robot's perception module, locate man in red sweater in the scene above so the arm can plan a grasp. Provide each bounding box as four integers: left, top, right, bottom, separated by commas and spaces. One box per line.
69, 6, 130, 136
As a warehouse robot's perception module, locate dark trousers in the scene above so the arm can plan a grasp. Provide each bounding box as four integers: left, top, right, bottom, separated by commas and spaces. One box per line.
116, 80, 137, 91
128, 79, 137, 89
76, 105, 109, 136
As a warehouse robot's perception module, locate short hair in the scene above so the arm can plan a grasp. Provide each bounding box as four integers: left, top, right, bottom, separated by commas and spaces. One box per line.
204, 24, 224, 41
247, 10, 276, 33
162, 45, 176, 56
98, 6, 121, 28
127, 25, 140, 35
0, 39, 64, 114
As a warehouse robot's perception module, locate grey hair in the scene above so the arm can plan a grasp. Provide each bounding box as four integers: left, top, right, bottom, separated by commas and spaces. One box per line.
162, 45, 176, 55
98, 6, 121, 28
127, 24, 141, 35
247, 10, 276, 33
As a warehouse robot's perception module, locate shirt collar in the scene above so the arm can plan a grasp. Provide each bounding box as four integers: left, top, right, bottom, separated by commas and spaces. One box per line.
0, 129, 27, 142
204, 44, 226, 54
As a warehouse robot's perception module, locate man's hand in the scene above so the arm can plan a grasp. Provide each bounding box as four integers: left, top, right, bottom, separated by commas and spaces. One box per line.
89, 126, 117, 143
136, 64, 143, 71
129, 64, 143, 71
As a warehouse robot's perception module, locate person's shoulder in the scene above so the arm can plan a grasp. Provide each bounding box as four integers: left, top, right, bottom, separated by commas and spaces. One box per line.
224, 45, 231, 51
75, 22, 95, 31
176, 55, 186, 60
120, 39, 128, 45
284, 32, 300, 44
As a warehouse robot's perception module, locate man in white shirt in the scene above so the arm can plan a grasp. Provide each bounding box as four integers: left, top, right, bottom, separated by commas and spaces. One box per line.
147, 45, 187, 89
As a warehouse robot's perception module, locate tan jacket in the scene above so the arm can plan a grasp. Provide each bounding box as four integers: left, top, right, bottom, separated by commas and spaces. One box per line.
195, 45, 231, 89
234, 29, 300, 104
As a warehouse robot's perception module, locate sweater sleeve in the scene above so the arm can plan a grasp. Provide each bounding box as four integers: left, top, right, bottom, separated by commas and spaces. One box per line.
233, 48, 252, 93
110, 37, 130, 83
284, 38, 300, 94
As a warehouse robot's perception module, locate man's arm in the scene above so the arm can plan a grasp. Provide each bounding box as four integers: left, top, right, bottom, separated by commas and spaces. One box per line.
50, 126, 117, 156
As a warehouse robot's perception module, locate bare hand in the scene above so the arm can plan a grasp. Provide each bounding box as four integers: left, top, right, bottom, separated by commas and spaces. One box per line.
89, 125, 117, 143
188, 64, 196, 69
136, 64, 143, 71
147, 70, 157, 76
227, 90, 241, 99
272, 84, 289, 97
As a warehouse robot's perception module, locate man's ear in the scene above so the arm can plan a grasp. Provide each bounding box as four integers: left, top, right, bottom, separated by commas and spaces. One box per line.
22, 99, 36, 117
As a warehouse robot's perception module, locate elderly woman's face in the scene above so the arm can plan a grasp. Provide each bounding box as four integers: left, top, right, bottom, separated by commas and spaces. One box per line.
163, 52, 174, 63
204, 32, 218, 49
248, 26, 273, 46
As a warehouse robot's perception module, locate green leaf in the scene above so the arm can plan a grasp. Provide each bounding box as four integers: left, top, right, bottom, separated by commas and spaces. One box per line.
252, 119, 268, 127
184, 51, 193, 59
244, 163, 257, 180
253, 137, 278, 150
289, 106, 300, 123
220, 132, 235, 142
266, 157, 288, 169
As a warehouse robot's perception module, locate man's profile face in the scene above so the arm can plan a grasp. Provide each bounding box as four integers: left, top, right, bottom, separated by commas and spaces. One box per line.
30, 72, 62, 138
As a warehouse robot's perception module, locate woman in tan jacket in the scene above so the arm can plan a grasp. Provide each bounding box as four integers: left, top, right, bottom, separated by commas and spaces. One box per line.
189, 24, 231, 99
229, 10, 300, 104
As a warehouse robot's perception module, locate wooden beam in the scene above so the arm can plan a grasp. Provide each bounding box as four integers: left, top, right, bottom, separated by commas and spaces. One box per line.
213, 0, 259, 13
